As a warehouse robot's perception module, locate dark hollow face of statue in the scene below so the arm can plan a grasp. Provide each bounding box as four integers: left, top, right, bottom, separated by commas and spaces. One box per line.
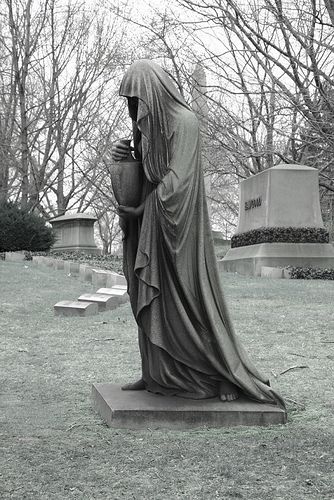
127, 97, 138, 121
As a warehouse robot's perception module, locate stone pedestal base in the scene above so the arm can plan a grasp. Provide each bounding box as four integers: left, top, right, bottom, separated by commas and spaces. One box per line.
92, 383, 286, 430
220, 242, 334, 276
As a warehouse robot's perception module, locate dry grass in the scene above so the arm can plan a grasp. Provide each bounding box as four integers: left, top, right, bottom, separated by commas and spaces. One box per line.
0, 261, 333, 500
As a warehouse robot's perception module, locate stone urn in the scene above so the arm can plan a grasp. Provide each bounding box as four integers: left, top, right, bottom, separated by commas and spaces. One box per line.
110, 149, 143, 207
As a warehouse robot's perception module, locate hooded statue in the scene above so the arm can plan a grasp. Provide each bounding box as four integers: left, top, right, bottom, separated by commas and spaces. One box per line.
118, 59, 285, 407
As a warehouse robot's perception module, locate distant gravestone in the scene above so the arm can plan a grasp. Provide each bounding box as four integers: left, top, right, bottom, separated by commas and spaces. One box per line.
77, 293, 120, 312
220, 164, 334, 275
53, 260, 65, 270
91, 269, 111, 288
50, 213, 101, 254
63, 261, 80, 275
5, 251, 26, 262
79, 263, 93, 282
54, 300, 98, 317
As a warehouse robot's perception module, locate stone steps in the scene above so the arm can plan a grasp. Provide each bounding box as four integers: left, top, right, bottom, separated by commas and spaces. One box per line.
29, 256, 129, 317
54, 285, 129, 317
5, 254, 129, 317
96, 287, 128, 305
77, 289, 128, 312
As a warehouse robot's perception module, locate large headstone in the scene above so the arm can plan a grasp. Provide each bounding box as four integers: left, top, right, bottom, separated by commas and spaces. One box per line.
237, 164, 324, 232
220, 164, 334, 275
50, 213, 101, 254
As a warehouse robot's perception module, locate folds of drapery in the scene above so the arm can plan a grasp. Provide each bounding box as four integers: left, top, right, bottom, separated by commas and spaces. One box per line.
120, 60, 285, 408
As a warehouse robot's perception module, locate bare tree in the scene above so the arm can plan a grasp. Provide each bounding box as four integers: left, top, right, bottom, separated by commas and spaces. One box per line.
4, 0, 50, 206
171, 0, 334, 236
0, 0, 129, 218
177, 0, 334, 177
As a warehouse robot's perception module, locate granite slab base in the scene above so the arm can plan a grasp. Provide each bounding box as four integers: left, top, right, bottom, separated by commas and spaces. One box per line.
220, 242, 334, 276
92, 383, 287, 430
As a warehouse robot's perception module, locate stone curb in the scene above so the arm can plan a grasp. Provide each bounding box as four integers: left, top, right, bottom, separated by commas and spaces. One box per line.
30, 255, 126, 286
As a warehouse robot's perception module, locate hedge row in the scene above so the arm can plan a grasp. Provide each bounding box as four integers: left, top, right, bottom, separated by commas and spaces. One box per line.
231, 226, 329, 248
288, 266, 334, 280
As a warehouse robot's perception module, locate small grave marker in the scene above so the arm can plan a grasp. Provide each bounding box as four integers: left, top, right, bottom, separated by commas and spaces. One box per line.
54, 300, 98, 317
78, 293, 121, 312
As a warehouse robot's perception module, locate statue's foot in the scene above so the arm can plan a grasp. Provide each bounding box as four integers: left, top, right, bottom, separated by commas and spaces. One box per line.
219, 379, 239, 402
121, 379, 146, 391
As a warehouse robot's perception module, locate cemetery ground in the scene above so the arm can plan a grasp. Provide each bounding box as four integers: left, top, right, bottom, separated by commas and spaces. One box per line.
0, 262, 333, 500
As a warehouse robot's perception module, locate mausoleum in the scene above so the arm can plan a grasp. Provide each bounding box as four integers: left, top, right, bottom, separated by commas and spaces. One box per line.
50, 212, 101, 254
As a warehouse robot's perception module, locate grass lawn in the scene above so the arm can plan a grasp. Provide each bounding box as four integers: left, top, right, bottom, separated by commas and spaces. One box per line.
0, 261, 333, 500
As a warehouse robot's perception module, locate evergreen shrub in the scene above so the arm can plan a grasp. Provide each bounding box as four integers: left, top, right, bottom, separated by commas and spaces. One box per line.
0, 201, 55, 252
231, 226, 329, 248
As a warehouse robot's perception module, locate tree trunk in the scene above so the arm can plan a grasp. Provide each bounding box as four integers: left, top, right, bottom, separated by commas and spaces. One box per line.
7, 0, 31, 208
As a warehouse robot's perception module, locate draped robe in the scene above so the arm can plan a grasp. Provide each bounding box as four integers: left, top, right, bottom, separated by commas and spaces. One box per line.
119, 60, 285, 407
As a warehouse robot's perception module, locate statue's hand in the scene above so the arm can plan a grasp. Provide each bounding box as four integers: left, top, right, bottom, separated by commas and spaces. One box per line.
118, 203, 144, 219
111, 139, 132, 162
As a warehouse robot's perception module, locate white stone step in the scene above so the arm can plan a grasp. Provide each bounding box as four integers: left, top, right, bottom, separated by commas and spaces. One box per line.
77, 293, 122, 311
96, 287, 127, 295
54, 300, 98, 317
96, 288, 128, 305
